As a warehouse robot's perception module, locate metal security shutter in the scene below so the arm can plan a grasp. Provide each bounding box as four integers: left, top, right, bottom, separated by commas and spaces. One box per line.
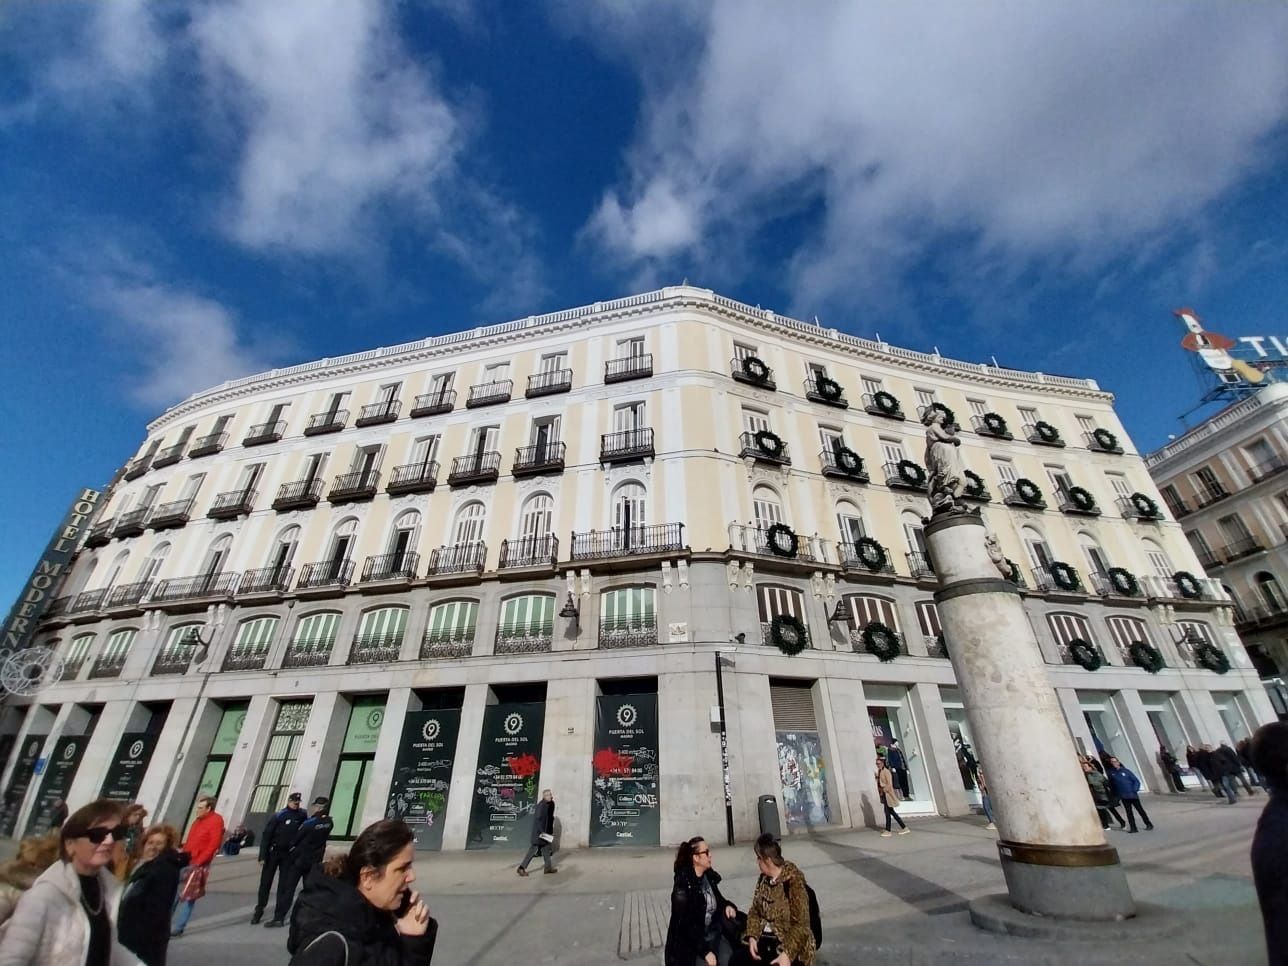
770, 681, 818, 731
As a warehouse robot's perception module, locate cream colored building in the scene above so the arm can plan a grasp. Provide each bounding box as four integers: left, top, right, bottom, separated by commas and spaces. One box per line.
1145, 381, 1288, 718
1, 286, 1275, 849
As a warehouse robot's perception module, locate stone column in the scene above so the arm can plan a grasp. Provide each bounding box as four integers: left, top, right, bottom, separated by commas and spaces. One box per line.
925, 512, 1134, 920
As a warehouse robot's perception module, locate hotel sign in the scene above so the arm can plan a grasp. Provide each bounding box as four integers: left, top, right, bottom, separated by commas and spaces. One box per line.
2, 488, 102, 653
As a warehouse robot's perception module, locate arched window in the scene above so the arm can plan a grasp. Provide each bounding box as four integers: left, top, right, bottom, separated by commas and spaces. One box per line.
154, 622, 204, 675
901, 511, 926, 553
599, 585, 657, 647
1141, 538, 1172, 579
327, 518, 359, 565
425, 599, 479, 653
201, 533, 234, 574
1106, 615, 1151, 663
1077, 531, 1109, 577
835, 500, 866, 547
93, 628, 137, 677
138, 544, 169, 585
915, 600, 946, 656
611, 481, 647, 533
752, 485, 783, 528
841, 593, 902, 655
101, 550, 131, 588
63, 633, 96, 677
284, 611, 342, 667
453, 502, 486, 545
224, 616, 280, 671
756, 584, 810, 648
74, 555, 99, 595
519, 493, 554, 538
496, 594, 556, 652
268, 525, 301, 571
351, 606, 409, 663
1020, 526, 1051, 570
1255, 571, 1287, 611
1046, 612, 1100, 666
388, 510, 421, 565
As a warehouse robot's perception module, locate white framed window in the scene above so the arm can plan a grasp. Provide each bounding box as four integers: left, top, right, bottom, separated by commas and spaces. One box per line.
426, 599, 478, 642
201, 534, 233, 574
102, 549, 131, 588
968, 399, 988, 417
1078, 532, 1109, 575
861, 376, 883, 397
179, 473, 206, 502
915, 600, 942, 637
836, 501, 867, 545
1141, 539, 1172, 578
430, 372, 454, 395
880, 439, 907, 465
410, 435, 440, 467
519, 493, 554, 538
842, 593, 901, 631
538, 352, 567, 373
1021, 526, 1052, 570
902, 510, 927, 554
292, 612, 341, 648
483, 362, 510, 382
269, 526, 300, 572
614, 402, 646, 433
138, 545, 168, 584
324, 391, 349, 417
453, 502, 486, 544
1046, 612, 1098, 662
327, 518, 358, 564
230, 617, 279, 660
818, 426, 844, 455
741, 408, 770, 435
388, 510, 420, 561
619, 336, 646, 358
1106, 474, 1132, 500
470, 425, 500, 455
1185, 530, 1214, 561
300, 452, 327, 483
1076, 415, 1096, 435
612, 481, 647, 532
915, 388, 937, 410
1018, 406, 1039, 426
1046, 466, 1073, 500
530, 416, 561, 451
499, 594, 556, 634
237, 462, 265, 492
992, 458, 1017, 485
356, 606, 408, 644
733, 342, 758, 363
600, 586, 656, 627
101, 628, 137, 665
65, 633, 96, 667
757, 584, 808, 623
377, 383, 401, 406
1106, 615, 1150, 660
752, 485, 783, 527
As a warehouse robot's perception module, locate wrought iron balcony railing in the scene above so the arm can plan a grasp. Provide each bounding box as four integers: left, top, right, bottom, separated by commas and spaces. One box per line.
513, 442, 566, 476
281, 636, 335, 669
1032, 564, 1085, 595
1023, 422, 1066, 447
906, 551, 935, 578
466, 379, 513, 408
89, 653, 127, 679
1221, 536, 1264, 561
1058, 641, 1107, 667
386, 462, 439, 495
730, 356, 776, 389
239, 566, 295, 595
297, 559, 355, 590
113, 509, 150, 538
848, 627, 907, 656
69, 589, 110, 613
448, 451, 501, 486
926, 634, 950, 659
222, 643, 271, 672
151, 572, 239, 603
759, 621, 811, 649
151, 443, 185, 468
526, 368, 573, 398
1248, 455, 1288, 483
45, 596, 70, 618
59, 657, 84, 681
599, 617, 659, 649
420, 626, 476, 659
1234, 601, 1288, 631
1115, 495, 1165, 521
1195, 486, 1230, 508
499, 534, 558, 570
348, 632, 404, 665
188, 431, 228, 458
361, 552, 419, 582
862, 392, 905, 419
83, 519, 113, 548
123, 456, 151, 481
410, 389, 456, 417
304, 410, 348, 435
148, 499, 194, 530
804, 376, 848, 408
105, 581, 152, 609
571, 523, 685, 561
495, 622, 554, 654
605, 354, 653, 383
1083, 430, 1124, 454
1000, 481, 1046, 509
356, 401, 402, 427
274, 478, 324, 511
739, 431, 791, 466
733, 524, 818, 562
242, 419, 286, 446
328, 471, 381, 504
1056, 488, 1102, 516
819, 448, 869, 482
151, 648, 194, 676
601, 428, 654, 463
838, 541, 897, 575
426, 542, 486, 576
883, 460, 928, 491
970, 414, 1013, 440
207, 488, 256, 519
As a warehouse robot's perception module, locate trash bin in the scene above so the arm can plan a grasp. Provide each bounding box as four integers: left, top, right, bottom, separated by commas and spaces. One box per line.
757, 794, 781, 839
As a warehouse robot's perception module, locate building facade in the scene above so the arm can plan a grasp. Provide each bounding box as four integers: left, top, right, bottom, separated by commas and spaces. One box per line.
1, 286, 1275, 849
1145, 381, 1288, 718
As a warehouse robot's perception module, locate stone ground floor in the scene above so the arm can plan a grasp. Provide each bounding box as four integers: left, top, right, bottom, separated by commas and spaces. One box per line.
0, 647, 1275, 850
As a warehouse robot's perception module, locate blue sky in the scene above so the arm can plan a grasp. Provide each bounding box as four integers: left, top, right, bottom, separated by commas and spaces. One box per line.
3, 1, 1288, 606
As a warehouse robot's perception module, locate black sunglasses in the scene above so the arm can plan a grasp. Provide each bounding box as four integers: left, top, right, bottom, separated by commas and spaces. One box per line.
82, 824, 129, 845
693, 849, 710, 856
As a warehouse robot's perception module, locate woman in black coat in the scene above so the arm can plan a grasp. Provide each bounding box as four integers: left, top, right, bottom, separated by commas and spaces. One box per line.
665, 836, 738, 966
118, 824, 188, 966
288, 819, 436, 966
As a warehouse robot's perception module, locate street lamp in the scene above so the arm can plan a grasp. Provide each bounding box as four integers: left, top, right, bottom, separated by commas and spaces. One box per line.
157, 610, 224, 824
558, 593, 580, 629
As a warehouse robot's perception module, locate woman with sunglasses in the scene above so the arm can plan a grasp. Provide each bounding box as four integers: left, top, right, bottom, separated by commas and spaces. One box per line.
664, 836, 738, 966
0, 798, 142, 965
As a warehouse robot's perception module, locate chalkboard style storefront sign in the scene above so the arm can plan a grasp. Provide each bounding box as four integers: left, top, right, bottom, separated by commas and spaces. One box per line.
385, 710, 460, 851
466, 702, 545, 850
26, 735, 88, 836
100, 732, 158, 803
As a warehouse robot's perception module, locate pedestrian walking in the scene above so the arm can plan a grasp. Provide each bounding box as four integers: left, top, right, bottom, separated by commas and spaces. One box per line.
0, 798, 141, 965
1105, 757, 1153, 832
729, 833, 816, 966
170, 795, 224, 938
286, 819, 436, 965
268, 797, 333, 928
251, 792, 305, 924
1082, 759, 1123, 829
1238, 737, 1263, 789
887, 739, 912, 799
976, 765, 996, 830
1195, 745, 1224, 798
517, 789, 557, 876
118, 824, 186, 966
1158, 746, 1185, 793
664, 836, 739, 966
1211, 743, 1243, 804
875, 757, 909, 837
1251, 721, 1288, 966
1217, 741, 1256, 797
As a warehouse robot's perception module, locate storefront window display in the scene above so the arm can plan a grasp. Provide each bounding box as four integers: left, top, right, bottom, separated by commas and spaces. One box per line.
866, 684, 935, 816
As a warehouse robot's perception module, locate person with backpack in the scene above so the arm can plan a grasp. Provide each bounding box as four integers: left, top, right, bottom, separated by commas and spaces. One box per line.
663, 836, 738, 966
729, 833, 817, 966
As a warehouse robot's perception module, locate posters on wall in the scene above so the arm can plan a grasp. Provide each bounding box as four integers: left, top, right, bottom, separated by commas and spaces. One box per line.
589, 694, 660, 847
26, 735, 88, 836
775, 730, 831, 828
100, 732, 158, 803
466, 702, 545, 850
0, 735, 45, 836
385, 709, 460, 851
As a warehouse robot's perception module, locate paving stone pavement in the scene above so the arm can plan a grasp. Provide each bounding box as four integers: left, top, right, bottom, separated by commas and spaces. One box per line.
151, 794, 1269, 965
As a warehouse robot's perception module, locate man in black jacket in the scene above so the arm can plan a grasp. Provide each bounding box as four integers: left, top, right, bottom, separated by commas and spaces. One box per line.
517, 789, 557, 876
252, 791, 305, 924
1251, 722, 1288, 966
267, 796, 334, 927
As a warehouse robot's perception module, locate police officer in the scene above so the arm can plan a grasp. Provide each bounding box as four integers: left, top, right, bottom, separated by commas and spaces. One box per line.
251, 791, 305, 924
266, 795, 333, 927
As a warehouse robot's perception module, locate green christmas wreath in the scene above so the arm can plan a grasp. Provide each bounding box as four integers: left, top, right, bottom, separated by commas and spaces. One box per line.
770, 614, 808, 656
814, 375, 844, 402
1092, 428, 1120, 452
834, 446, 865, 477
871, 390, 902, 416
861, 621, 902, 662
1013, 477, 1044, 506
753, 429, 785, 458
765, 522, 799, 558
981, 412, 1010, 436
1106, 567, 1140, 597
1173, 571, 1202, 600
1194, 640, 1230, 674
854, 536, 888, 572
1048, 561, 1081, 592
926, 402, 956, 426
741, 355, 771, 383
1129, 492, 1162, 519
897, 459, 927, 488
964, 470, 986, 498
1067, 638, 1103, 671
1033, 420, 1061, 443
1128, 640, 1165, 673
1065, 485, 1097, 512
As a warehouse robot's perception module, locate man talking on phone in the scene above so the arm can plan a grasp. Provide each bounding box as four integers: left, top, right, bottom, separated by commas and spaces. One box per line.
517, 789, 557, 876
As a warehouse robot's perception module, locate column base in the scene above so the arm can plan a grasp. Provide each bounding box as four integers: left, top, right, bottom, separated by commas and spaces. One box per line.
996, 840, 1136, 921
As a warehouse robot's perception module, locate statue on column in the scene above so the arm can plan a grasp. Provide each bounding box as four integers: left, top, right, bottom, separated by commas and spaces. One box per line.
922, 408, 966, 514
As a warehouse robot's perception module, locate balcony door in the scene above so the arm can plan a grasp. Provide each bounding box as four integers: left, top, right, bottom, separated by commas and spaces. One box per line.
612, 482, 646, 550
328, 521, 357, 580
453, 502, 485, 546
351, 446, 381, 485
270, 528, 300, 580
531, 417, 560, 461
388, 512, 419, 570
752, 486, 783, 529
615, 402, 646, 435
470, 426, 498, 463
201, 535, 232, 593
520, 495, 553, 541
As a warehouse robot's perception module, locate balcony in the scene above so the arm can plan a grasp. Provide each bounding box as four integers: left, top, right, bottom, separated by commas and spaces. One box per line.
1088, 570, 1141, 598
328, 471, 381, 505
273, 478, 324, 511
962, 473, 992, 503
148, 499, 194, 531
1000, 480, 1046, 510
410, 390, 456, 418
862, 391, 905, 420
348, 632, 403, 665
1222, 536, 1265, 562
739, 430, 792, 466
1195, 550, 1223, 570
242, 420, 286, 446
297, 559, 355, 591
426, 542, 486, 576
281, 636, 335, 669
151, 572, 239, 604
238, 566, 295, 596
1084, 429, 1124, 454
926, 634, 950, 659
361, 552, 419, 583
386, 462, 438, 495
1248, 455, 1288, 483
223, 643, 271, 672
839, 540, 897, 576
571, 523, 686, 562
123, 456, 151, 481
83, 520, 113, 548
1033, 563, 1085, 595
1023, 422, 1065, 447
69, 589, 110, 614
601, 428, 655, 464
45, 596, 70, 619
883, 460, 928, 492
152, 443, 185, 468
513, 442, 566, 477
1195, 486, 1230, 508
1116, 494, 1165, 522
448, 452, 501, 487
759, 621, 811, 650
495, 622, 554, 655
1059, 641, 1107, 668
466, 379, 513, 408
1167, 499, 1193, 519
420, 627, 476, 660
970, 413, 1013, 440
733, 524, 818, 563
848, 627, 907, 657
152, 647, 194, 676
356, 401, 402, 427
89, 653, 127, 679
59, 657, 84, 681
105, 581, 152, 609
730, 356, 776, 390
188, 432, 228, 458
304, 410, 348, 436
906, 551, 935, 579
1056, 488, 1101, 517
112, 509, 150, 539
820, 448, 869, 483
605, 354, 653, 383
499, 534, 558, 571
526, 369, 573, 398
599, 617, 659, 649
207, 488, 256, 519
1235, 601, 1288, 633
804, 376, 848, 408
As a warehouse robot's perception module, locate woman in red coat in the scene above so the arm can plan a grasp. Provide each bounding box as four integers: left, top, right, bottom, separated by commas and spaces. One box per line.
170, 796, 224, 938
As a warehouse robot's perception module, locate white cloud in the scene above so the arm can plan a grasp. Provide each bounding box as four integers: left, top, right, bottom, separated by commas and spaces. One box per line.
576, 2, 1288, 310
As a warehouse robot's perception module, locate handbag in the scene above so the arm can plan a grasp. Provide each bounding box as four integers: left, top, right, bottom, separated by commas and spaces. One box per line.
292, 931, 348, 966
538, 832, 554, 843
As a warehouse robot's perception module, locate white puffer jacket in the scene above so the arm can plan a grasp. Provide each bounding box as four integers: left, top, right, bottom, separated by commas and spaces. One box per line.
0, 861, 140, 965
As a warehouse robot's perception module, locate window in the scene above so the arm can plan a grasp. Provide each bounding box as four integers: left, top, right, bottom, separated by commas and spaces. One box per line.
519, 493, 554, 538
968, 399, 988, 417
409, 435, 440, 468
1141, 539, 1172, 578
842, 593, 901, 631
1217, 514, 1253, 546
619, 336, 646, 358
1046, 612, 1097, 662
298, 452, 327, 486
1018, 406, 1039, 426
915, 600, 942, 637
530, 416, 561, 455
613, 402, 646, 434
1185, 530, 1214, 562
741, 408, 770, 435
538, 352, 567, 373
860, 376, 883, 397
1106, 474, 1132, 500
179, 473, 206, 502
600, 586, 657, 634
756, 585, 809, 646
155, 623, 202, 670
880, 439, 907, 465
1076, 415, 1096, 435
1106, 615, 1150, 662
1021, 526, 1052, 569
992, 458, 1017, 485
377, 382, 401, 407
237, 462, 265, 493
226, 617, 279, 666
498, 594, 555, 635
1192, 466, 1224, 498
752, 485, 783, 527
292, 612, 341, 651
836, 501, 866, 546
324, 392, 349, 418
356, 606, 408, 646
733, 343, 758, 363
350, 444, 382, 480
201, 534, 233, 574
139, 484, 164, 509
65, 633, 95, 669
1078, 532, 1109, 576
1046, 466, 1073, 500
269, 526, 301, 573
101, 549, 131, 588
98, 628, 137, 668
211, 414, 233, 434
612, 481, 647, 532
249, 700, 313, 813
483, 362, 509, 382
137, 544, 168, 585
469, 425, 500, 455
1245, 438, 1276, 474
818, 426, 844, 456
453, 502, 486, 544
901, 510, 927, 554
425, 599, 478, 645
1255, 572, 1287, 611
1160, 483, 1186, 516
430, 372, 454, 395
915, 388, 937, 410
327, 519, 358, 568
387, 510, 420, 563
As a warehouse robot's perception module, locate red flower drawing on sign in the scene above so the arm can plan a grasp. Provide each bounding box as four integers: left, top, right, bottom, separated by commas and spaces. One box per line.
507, 753, 540, 778
593, 748, 634, 777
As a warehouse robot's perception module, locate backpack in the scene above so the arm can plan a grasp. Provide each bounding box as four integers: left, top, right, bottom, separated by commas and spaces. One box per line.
787, 878, 823, 950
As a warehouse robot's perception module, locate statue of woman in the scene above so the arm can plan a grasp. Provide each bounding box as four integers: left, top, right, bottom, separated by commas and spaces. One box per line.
923, 408, 965, 511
